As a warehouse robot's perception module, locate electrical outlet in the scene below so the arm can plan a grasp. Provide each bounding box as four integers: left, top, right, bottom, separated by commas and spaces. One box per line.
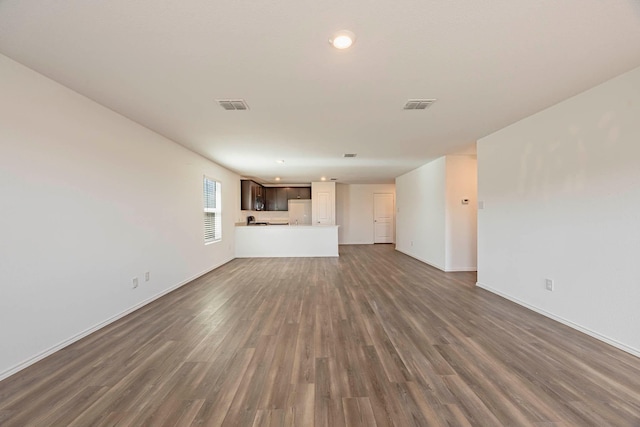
132, 277, 139, 289
145, 272, 150, 282
545, 278, 554, 291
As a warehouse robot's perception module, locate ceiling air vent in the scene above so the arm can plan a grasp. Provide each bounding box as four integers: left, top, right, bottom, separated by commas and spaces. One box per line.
217, 99, 249, 110
403, 99, 436, 110
343, 153, 357, 158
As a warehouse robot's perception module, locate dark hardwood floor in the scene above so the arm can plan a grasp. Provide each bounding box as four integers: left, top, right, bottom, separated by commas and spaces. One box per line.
1, 244, 639, 426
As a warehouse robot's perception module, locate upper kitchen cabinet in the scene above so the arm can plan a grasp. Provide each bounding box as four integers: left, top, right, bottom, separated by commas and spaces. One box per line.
288, 187, 311, 200
244, 182, 312, 211
241, 180, 265, 211
265, 187, 289, 211
265, 187, 311, 211
265, 187, 275, 210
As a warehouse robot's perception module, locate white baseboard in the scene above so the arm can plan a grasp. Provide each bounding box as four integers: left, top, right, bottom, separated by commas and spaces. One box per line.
0, 257, 234, 382
444, 267, 477, 272
476, 281, 640, 359
395, 248, 476, 273
395, 248, 446, 271
339, 242, 396, 245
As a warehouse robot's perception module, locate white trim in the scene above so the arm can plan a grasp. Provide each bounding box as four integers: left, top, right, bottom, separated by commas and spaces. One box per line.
340, 241, 375, 245
373, 192, 395, 245
476, 281, 640, 359
395, 248, 446, 271
203, 176, 222, 243
396, 249, 478, 273
0, 257, 234, 381
395, 247, 475, 272
445, 267, 477, 272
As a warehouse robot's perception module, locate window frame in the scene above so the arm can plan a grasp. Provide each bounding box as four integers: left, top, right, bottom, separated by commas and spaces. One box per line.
203, 176, 222, 244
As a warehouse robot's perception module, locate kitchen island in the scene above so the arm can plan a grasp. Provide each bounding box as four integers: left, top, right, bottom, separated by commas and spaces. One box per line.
235, 224, 339, 258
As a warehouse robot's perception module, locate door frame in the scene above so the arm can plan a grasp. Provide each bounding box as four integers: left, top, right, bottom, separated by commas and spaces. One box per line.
373, 193, 395, 244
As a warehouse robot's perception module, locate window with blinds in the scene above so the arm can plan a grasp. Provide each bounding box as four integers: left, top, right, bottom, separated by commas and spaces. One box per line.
203, 177, 221, 243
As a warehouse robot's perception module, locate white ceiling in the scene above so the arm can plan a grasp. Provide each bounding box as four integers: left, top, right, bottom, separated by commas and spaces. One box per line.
2, 1, 640, 184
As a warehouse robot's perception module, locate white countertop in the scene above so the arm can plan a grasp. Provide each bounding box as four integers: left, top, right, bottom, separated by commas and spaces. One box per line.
236, 224, 338, 228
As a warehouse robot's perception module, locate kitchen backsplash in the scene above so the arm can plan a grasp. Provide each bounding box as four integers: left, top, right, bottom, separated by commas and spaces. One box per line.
239, 210, 289, 223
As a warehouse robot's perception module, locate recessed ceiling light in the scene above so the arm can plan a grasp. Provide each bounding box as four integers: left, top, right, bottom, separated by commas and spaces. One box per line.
275, 177, 281, 181
329, 30, 356, 49
321, 176, 327, 181
276, 160, 285, 164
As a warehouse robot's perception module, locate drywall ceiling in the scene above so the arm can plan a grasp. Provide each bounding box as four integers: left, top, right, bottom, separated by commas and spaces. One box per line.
1, 1, 640, 184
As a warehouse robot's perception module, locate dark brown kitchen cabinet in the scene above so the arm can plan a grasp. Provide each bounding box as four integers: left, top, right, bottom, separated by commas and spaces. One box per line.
260, 186, 311, 211
288, 187, 311, 200
240, 180, 265, 211
265, 187, 288, 211
276, 188, 288, 210
265, 187, 274, 210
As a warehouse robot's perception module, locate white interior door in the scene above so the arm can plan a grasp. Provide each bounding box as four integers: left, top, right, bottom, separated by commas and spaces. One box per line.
374, 193, 394, 243
315, 191, 332, 225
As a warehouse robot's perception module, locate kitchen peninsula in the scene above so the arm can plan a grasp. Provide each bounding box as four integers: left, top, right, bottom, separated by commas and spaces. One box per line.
235, 224, 339, 257
236, 181, 338, 257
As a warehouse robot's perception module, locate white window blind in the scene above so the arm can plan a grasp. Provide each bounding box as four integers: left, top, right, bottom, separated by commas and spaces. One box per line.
203, 177, 221, 243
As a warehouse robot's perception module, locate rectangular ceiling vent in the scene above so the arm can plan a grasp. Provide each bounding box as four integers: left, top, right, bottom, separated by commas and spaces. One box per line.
343, 153, 357, 158
217, 99, 249, 110
403, 99, 436, 110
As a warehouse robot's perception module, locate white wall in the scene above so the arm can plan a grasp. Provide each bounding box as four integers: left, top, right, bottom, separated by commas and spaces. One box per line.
395, 156, 477, 271
477, 65, 640, 356
445, 156, 478, 271
336, 183, 396, 244
395, 157, 447, 269
0, 54, 240, 379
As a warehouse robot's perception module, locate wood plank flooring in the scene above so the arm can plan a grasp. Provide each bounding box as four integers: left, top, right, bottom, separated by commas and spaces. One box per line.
1, 244, 640, 426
